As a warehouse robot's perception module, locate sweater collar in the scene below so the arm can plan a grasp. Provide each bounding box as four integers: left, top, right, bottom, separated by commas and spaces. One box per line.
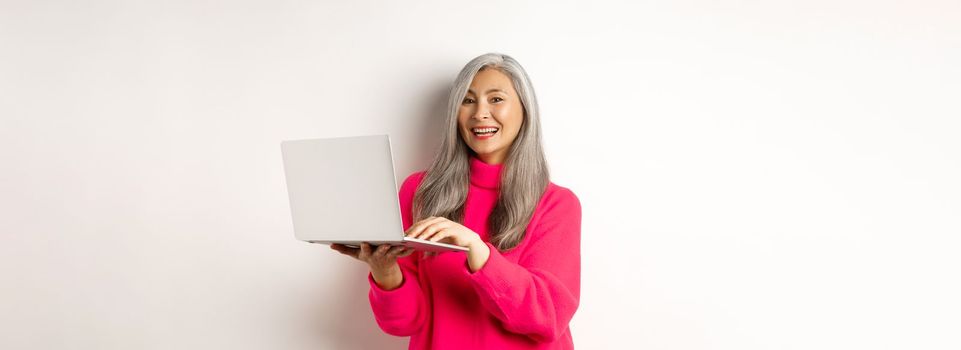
469, 155, 503, 189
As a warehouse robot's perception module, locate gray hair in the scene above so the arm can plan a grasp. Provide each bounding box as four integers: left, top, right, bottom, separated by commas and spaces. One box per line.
413, 52, 550, 251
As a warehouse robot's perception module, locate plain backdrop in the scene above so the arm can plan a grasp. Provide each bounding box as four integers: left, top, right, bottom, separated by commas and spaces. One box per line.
2, 0, 959, 349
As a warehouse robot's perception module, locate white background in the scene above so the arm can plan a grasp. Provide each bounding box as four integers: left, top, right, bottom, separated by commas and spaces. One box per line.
2, 0, 959, 349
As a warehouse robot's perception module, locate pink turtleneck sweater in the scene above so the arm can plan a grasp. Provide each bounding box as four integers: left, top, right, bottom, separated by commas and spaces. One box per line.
366, 156, 581, 349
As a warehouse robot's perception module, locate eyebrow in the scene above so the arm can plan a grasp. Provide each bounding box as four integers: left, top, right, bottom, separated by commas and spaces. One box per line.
467, 88, 506, 95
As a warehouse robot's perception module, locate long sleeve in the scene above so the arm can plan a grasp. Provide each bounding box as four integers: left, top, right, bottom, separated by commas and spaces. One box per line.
466, 186, 582, 343
367, 172, 429, 336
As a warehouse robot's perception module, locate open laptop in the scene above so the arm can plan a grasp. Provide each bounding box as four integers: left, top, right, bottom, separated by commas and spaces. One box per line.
280, 134, 469, 253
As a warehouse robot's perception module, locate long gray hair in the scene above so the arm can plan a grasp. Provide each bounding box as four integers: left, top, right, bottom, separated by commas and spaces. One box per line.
413, 52, 550, 251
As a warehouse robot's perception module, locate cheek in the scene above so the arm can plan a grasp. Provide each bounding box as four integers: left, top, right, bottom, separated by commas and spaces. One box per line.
456, 115, 468, 132
502, 109, 523, 135
460, 108, 477, 124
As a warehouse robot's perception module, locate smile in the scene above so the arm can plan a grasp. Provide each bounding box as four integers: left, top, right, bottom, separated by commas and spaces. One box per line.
471, 127, 499, 139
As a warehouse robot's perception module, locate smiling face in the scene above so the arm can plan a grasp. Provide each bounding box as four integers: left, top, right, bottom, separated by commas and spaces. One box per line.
457, 68, 525, 165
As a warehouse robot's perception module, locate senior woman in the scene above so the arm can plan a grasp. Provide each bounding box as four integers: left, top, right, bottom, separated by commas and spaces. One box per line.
332, 52, 581, 349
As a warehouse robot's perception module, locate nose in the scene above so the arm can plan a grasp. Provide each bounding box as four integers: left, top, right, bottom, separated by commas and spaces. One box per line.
472, 103, 491, 120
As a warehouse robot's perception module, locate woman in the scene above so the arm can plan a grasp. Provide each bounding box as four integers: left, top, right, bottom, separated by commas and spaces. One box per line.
331, 52, 581, 349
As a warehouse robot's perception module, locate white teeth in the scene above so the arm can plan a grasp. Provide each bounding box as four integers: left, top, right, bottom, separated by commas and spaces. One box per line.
472, 127, 498, 134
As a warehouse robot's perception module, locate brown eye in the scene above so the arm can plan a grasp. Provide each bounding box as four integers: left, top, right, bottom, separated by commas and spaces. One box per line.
491, 97, 503, 103
462, 98, 474, 104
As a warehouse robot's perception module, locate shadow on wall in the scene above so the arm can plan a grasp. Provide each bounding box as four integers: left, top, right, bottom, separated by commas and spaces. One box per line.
408, 78, 452, 167
294, 78, 452, 349
388, 67, 454, 175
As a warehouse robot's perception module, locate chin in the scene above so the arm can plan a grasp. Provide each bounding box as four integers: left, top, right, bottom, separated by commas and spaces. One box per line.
470, 145, 496, 155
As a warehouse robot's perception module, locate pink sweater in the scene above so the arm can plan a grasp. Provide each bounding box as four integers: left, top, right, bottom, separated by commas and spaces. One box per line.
367, 156, 581, 349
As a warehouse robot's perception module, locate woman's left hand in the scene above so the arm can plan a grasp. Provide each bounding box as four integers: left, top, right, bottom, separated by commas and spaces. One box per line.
405, 216, 483, 250
406, 216, 492, 272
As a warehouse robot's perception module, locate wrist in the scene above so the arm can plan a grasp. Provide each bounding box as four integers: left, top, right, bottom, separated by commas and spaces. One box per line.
371, 264, 402, 290
467, 240, 491, 273
469, 238, 488, 252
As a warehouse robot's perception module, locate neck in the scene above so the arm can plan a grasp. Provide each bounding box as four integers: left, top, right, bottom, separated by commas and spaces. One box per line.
476, 151, 506, 165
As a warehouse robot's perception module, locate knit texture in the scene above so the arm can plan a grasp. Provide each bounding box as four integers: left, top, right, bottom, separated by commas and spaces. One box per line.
367, 155, 581, 349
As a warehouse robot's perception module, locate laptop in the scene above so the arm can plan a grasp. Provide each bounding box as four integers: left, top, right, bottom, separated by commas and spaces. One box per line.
280, 134, 469, 253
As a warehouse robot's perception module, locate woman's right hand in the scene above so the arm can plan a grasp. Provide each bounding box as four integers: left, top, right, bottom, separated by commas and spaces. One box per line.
330, 243, 414, 290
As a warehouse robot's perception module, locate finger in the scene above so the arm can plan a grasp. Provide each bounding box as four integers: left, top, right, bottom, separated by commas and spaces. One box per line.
359, 243, 372, 260
373, 244, 392, 258
420, 222, 454, 241
396, 248, 415, 257
414, 221, 451, 241
427, 229, 450, 243
386, 245, 408, 257
406, 216, 448, 238
331, 243, 352, 251
330, 244, 360, 259
405, 217, 438, 237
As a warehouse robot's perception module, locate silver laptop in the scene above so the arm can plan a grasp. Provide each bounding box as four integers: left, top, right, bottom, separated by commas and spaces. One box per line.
280, 134, 469, 253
